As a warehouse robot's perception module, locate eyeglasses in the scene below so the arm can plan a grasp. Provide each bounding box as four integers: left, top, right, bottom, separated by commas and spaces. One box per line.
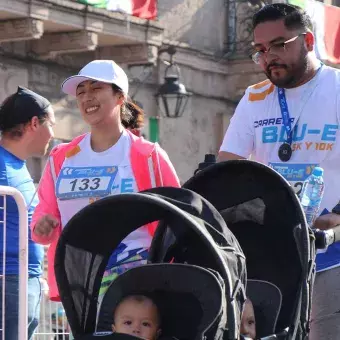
251, 33, 307, 64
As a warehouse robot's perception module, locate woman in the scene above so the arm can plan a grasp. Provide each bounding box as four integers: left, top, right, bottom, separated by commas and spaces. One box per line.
0, 86, 55, 339
31, 60, 180, 301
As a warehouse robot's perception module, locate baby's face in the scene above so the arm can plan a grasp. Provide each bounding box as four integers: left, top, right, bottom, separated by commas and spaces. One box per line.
112, 297, 160, 340
240, 300, 256, 339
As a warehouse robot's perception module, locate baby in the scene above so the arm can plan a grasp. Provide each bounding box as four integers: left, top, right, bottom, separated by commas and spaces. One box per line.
240, 298, 256, 339
112, 295, 162, 340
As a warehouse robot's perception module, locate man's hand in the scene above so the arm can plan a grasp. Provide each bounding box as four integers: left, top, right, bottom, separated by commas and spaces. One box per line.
314, 213, 340, 231
217, 151, 246, 162
34, 214, 59, 237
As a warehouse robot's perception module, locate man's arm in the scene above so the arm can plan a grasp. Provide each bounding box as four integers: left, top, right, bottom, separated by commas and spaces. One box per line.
315, 77, 340, 229
314, 213, 340, 230
217, 151, 246, 162
218, 93, 254, 161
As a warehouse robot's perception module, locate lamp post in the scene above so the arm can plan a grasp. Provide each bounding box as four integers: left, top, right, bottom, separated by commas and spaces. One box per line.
156, 46, 191, 118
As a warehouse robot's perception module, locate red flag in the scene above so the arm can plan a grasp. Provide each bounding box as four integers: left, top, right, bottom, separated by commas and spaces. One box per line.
79, 0, 157, 20
132, 0, 157, 20
323, 4, 340, 64
290, 0, 340, 64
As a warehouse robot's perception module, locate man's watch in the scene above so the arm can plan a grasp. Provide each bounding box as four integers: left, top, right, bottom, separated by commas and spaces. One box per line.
332, 200, 340, 215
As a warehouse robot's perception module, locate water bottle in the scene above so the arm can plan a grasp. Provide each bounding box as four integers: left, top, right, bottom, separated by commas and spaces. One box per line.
300, 167, 325, 226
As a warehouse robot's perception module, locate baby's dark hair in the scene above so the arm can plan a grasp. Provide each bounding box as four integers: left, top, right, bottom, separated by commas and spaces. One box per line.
112, 84, 144, 130
0, 93, 49, 138
252, 3, 313, 32
114, 294, 162, 327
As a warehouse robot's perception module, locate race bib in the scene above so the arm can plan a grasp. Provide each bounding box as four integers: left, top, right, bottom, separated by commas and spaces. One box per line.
269, 163, 318, 197
56, 166, 118, 200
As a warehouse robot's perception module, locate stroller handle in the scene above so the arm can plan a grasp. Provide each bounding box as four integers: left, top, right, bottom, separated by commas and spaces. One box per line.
254, 328, 288, 340
194, 153, 216, 174
313, 224, 340, 249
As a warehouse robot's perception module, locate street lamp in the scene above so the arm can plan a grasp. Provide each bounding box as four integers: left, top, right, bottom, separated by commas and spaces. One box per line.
156, 46, 191, 118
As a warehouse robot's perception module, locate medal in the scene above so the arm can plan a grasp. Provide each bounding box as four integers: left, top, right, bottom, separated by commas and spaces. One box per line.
278, 143, 292, 162
276, 67, 323, 164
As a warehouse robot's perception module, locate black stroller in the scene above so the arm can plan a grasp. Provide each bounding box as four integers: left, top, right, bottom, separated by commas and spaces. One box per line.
54, 159, 340, 340
54, 187, 247, 340
180, 159, 340, 340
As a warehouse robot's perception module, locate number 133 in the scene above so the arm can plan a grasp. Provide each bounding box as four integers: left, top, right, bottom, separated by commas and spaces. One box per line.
69, 178, 101, 191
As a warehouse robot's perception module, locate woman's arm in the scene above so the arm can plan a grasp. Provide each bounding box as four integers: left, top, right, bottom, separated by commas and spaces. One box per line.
30, 157, 61, 245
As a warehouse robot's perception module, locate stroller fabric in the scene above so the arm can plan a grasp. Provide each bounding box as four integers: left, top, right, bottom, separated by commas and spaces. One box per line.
54, 188, 246, 340
247, 279, 282, 337
97, 263, 226, 340
183, 160, 316, 339
77, 334, 140, 339
146, 187, 247, 339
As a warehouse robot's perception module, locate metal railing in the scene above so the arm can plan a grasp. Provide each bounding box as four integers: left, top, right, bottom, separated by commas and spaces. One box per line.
34, 279, 70, 340
0, 186, 71, 339
0, 185, 28, 340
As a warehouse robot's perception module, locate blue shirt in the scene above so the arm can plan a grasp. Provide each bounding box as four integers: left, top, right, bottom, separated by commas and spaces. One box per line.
0, 146, 43, 277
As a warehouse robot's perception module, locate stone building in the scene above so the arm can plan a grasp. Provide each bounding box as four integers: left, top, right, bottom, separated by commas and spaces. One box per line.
0, 0, 267, 183
0, 0, 337, 182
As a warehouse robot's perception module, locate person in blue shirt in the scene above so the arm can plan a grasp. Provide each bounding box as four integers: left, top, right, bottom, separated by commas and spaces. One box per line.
0, 86, 55, 339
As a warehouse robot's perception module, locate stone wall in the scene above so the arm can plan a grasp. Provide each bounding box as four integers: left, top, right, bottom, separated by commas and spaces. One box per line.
151, 0, 265, 180
26, 61, 89, 140
158, 0, 227, 53
0, 0, 266, 182
155, 51, 264, 181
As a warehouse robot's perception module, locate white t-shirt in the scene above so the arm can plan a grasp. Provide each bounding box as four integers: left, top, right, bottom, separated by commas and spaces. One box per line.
220, 65, 340, 271
55, 129, 151, 262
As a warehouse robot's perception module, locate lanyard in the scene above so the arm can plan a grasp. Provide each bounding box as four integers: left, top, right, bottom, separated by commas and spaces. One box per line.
277, 88, 292, 145
277, 64, 323, 146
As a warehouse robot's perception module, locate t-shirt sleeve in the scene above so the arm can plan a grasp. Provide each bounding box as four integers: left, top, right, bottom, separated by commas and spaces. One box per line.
219, 91, 254, 158
0, 160, 8, 186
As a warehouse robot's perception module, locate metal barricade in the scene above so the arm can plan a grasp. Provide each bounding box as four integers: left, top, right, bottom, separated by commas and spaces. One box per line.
0, 185, 28, 340
0, 185, 71, 339
33, 279, 70, 340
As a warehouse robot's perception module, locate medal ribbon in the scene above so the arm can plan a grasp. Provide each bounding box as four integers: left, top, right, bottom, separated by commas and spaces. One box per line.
277, 64, 324, 147
277, 88, 293, 145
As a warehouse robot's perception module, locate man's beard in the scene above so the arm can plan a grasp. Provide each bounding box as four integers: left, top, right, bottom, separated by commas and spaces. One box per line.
265, 52, 308, 88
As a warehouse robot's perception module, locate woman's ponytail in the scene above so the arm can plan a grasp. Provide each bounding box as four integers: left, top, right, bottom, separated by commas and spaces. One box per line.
121, 99, 144, 130
112, 84, 144, 130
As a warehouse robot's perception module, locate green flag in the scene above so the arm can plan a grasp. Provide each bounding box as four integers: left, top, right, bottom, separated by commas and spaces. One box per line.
288, 0, 306, 9
77, 0, 108, 8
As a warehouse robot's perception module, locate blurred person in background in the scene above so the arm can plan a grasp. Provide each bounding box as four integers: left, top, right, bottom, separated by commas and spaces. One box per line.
0, 86, 55, 339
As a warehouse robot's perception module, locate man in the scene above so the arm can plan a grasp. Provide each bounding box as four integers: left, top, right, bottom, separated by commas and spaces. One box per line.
218, 4, 340, 339
0, 86, 55, 339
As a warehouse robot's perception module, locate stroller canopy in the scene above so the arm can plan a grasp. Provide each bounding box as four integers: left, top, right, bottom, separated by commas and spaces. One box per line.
247, 279, 282, 336
146, 187, 247, 340
54, 188, 246, 339
97, 263, 225, 340
182, 160, 314, 339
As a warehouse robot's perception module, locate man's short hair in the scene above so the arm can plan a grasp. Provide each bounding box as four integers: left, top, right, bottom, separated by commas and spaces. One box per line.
252, 3, 313, 32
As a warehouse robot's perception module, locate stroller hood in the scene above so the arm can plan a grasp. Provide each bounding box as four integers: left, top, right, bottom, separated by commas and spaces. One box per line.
97, 263, 226, 340
146, 187, 247, 339
54, 188, 246, 339
183, 160, 315, 339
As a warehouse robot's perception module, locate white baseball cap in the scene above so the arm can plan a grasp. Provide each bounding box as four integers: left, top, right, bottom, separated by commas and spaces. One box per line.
61, 60, 129, 97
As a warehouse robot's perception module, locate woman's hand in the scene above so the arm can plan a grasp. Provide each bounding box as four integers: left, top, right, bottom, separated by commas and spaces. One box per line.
34, 214, 59, 237
314, 213, 340, 231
